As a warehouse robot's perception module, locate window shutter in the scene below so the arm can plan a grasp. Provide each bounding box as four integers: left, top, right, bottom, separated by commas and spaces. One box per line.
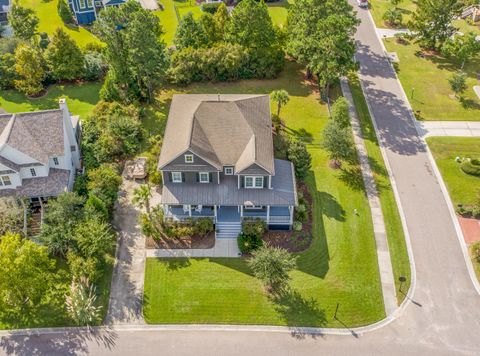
240, 176, 244, 188
209, 173, 213, 182
264, 176, 268, 188
182, 173, 185, 182
168, 172, 172, 182
196, 173, 199, 182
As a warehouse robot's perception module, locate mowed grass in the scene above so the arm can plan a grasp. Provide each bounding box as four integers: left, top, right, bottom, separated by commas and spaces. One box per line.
426, 137, 480, 206
144, 61, 385, 327
267, 0, 291, 27
19, 0, 100, 47
384, 38, 480, 121
0, 82, 101, 118
154, 0, 201, 45
368, 0, 416, 28
348, 75, 410, 305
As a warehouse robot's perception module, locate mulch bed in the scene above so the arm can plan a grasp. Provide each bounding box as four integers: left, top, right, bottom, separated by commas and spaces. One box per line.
146, 231, 215, 249
262, 182, 313, 253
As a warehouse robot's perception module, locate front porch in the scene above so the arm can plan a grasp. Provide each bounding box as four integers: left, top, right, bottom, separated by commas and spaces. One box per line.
163, 204, 293, 226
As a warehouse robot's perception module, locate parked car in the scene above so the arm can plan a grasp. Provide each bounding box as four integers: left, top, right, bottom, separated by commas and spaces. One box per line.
358, 0, 368, 8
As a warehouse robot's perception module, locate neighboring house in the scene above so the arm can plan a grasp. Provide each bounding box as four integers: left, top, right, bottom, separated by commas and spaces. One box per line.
0, 0, 10, 24
0, 99, 81, 202
68, 0, 126, 25
158, 94, 298, 238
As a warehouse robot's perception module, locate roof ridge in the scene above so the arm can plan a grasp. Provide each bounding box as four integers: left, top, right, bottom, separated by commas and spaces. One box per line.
11, 116, 48, 163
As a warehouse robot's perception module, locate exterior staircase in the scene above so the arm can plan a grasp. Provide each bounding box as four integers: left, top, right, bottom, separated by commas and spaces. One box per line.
216, 221, 241, 239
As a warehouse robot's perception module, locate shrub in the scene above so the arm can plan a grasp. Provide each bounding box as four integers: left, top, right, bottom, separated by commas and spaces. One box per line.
294, 204, 307, 223
84, 194, 109, 221
238, 232, 263, 254
383, 8, 403, 27
194, 218, 214, 236
242, 219, 267, 238
472, 241, 480, 263
201, 2, 221, 14
293, 221, 302, 231
67, 252, 102, 283
66, 276, 101, 326
461, 158, 480, 177
84, 51, 108, 81
287, 139, 312, 179
330, 97, 350, 129
58, 0, 74, 24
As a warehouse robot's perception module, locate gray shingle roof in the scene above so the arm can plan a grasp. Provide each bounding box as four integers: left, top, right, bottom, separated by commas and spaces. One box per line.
158, 94, 275, 175
0, 168, 69, 198
0, 110, 65, 164
161, 159, 296, 206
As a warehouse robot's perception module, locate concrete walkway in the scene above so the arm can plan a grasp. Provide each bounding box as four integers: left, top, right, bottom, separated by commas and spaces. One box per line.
146, 238, 241, 258
106, 179, 160, 325
341, 78, 397, 316
376, 28, 410, 39
415, 120, 480, 137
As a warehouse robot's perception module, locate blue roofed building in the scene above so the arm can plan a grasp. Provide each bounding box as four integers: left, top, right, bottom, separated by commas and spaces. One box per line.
0, 0, 11, 24
68, 0, 126, 25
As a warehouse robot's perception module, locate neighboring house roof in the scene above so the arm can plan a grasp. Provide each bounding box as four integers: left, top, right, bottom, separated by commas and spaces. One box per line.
161, 159, 297, 206
0, 168, 69, 198
158, 94, 275, 175
0, 110, 65, 165
102, 0, 126, 5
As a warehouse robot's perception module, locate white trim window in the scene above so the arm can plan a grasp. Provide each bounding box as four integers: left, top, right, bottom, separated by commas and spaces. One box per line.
199, 172, 209, 183
0, 176, 11, 186
172, 172, 182, 183
87, 0, 93, 7
30, 168, 37, 177
224, 167, 234, 175
79, 0, 86, 9
245, 176, 263, 188
53, 157, 59, 166
245, 205, 263, 210
185, 154, 194, 163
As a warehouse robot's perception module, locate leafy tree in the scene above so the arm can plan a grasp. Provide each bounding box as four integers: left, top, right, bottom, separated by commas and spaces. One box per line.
383, 8, 403, 27
448, 71, 467, 98
132, 184, 153, 213
0, 53, 18, 90
322, 120, 354, 167
227, 0, 277, 50
287, 0, 359, 95
409, 0, 462, 50
40, 192, 85, 257
248, 245, 297, 294
287, 139, 312, 179
174, 12, 209, 49
83, 50, 108, 81
84, 194, 109, 221
94, 1, 168, 102
199, 12, 220, 45
39, 32, 50, 50
74, 217, 115, 259
87, 164, 122, 209
66, 277, 101, 326
8, 3, 39, 40
442, 32, 480, 69
0, 233, 55, 319
46, 28, 85, 81
0, 197, 24, 236
391, 0, 402, 6
271, 89, 290, 117
58, 0, 74, 24
14, 43, 46, 96
330, 97, 350, 128
213, 2, 230, 40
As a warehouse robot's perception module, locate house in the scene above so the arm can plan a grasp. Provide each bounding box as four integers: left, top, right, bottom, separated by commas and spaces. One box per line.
0, 99, 81, 203
0, 0, 10, 24
68, 0, 126, 25
157, 94, 298, 238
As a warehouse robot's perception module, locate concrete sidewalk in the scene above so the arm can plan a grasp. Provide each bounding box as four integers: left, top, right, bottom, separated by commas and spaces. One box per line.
376, 28, 410, 39
341, 78, 398, 316
146, 238, 241, 258
415, 121, 480, 137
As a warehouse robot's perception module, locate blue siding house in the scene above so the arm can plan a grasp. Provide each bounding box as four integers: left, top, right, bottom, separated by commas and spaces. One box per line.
0, 0, 11, 24
68, 0, 126, 25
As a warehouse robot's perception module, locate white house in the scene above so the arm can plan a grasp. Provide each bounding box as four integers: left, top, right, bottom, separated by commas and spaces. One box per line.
0, 99, 81, 201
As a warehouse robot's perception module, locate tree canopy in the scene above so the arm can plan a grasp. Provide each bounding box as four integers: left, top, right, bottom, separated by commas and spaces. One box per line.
8, 3, 39, 41
45, 28, 85, 81
14, 43, 46, 96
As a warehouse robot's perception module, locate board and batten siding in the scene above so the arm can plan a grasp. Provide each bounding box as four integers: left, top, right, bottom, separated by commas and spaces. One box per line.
164, 171, 218, 184
161, 150, 218, 172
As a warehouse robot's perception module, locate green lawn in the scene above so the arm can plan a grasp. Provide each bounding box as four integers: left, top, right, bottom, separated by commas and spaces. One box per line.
144, 62, 386, 327
19, 0, 100, 47
267, 0, 291, 27
0, 82, 101, 118
384, 38, 480, 121
368, 0, 416, 28
426, 137, 480, 206
348, 75, 410, 305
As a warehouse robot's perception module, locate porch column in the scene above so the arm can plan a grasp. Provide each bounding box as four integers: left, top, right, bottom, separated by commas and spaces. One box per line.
289, 206, 293, 225
267, 205, 270, 224
217, 171, 220, 184
237, 175, 240, 189
189, 205, 192, 217
163, 204, 168, 216
214, 205, 217, 222
240, 205, 243, 218
269, 175, 272, 189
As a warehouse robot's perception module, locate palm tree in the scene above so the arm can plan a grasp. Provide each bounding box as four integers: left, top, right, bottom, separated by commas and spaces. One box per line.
132, 184, 153, 214
271, 89, 290, 117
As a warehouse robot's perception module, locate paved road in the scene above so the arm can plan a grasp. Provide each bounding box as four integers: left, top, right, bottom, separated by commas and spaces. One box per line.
1, 4, 480, 355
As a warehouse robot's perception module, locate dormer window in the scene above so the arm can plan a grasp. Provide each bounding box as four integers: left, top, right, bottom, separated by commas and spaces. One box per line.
53, 157, 59, 165
0, 176, 11, 186
245, 176, 263, 188
185, 154, 194, 163
30, 168, 37, 177
224, 167, 234, 175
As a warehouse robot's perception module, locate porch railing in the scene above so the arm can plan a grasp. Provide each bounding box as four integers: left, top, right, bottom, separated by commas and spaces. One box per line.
242, 215, 291, 224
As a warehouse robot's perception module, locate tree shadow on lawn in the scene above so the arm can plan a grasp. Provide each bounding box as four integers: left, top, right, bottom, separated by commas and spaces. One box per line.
282, 126, 314, 143
163, 258, 192, 271
271, 289, 327, 331
210, 258, 255, 277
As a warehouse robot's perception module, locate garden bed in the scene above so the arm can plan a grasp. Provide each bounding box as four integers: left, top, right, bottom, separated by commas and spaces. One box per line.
146, 230, 215, 249
263, 183, 313, 253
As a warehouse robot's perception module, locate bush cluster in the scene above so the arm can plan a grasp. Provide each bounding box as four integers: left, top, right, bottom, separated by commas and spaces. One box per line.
201, 2, 221, 14
238, 219, 267, 254
461, 158, 480, 177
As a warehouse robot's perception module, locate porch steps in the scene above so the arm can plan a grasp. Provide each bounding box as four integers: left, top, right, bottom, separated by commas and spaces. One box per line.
216, 221, 241, 239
